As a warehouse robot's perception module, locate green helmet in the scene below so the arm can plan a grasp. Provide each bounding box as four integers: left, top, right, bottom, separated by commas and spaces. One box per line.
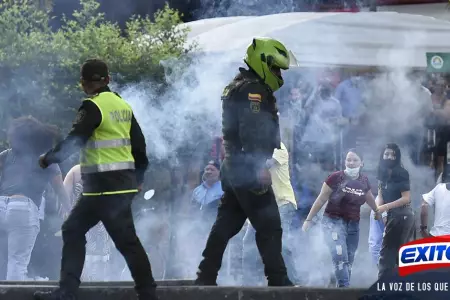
244, 37, 290, 92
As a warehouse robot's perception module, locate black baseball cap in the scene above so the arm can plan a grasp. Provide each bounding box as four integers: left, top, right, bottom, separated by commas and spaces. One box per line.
81, 58, 109, 81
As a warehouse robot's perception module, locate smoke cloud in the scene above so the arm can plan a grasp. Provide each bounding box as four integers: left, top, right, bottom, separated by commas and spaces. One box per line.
112, 13, 437, 288
110, 52, 239, 282
8, 1, 437, 287
116, 55, 225, 161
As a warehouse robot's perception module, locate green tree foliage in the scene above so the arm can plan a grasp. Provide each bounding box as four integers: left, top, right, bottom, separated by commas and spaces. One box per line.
0, 0, 195, 148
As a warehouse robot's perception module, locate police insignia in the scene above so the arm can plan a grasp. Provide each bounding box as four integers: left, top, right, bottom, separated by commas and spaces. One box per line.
250, 101, 260, 113
248, 93, 262, 102
222, 87, 230, 97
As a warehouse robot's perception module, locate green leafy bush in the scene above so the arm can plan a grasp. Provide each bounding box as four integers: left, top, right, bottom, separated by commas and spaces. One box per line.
0, 0, 195, 148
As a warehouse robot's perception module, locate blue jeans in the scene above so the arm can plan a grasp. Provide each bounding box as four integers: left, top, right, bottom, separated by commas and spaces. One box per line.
322, 215, 359, 287
242, 202, 298, 285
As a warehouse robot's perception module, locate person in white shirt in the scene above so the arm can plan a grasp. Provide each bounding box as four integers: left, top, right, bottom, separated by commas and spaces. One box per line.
420, 182, 450, 237
242, 142, 298, 285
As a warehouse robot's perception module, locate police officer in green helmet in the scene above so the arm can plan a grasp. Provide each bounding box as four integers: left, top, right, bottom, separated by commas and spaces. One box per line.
244, 37, 291, 92
195, 37, 294, 286
34, 59, 158, 300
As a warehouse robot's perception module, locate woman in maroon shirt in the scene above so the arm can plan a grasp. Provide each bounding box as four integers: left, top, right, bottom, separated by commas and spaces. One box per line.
302, 149, 380, 287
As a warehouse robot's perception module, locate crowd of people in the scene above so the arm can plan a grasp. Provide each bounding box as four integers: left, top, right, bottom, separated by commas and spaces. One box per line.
0, 57, 450, 292
182, 68, 450, 286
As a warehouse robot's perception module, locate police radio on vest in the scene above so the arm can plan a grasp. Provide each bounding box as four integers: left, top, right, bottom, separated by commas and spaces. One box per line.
399, 240, 450, 276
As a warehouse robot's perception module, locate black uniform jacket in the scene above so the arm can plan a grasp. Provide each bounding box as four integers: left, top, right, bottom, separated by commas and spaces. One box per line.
221, 68, 281, 188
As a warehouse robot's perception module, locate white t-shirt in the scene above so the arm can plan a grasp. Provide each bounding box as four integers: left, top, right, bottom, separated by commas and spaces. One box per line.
423, 183, 450, 236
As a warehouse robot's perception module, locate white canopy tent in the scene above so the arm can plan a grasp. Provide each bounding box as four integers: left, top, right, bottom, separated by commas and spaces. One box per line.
181, 12, 450, 68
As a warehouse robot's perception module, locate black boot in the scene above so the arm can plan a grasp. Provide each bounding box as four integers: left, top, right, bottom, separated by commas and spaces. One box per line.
267, 276, 294, 286
194, 268, 218, 286
34, 289, 76, 300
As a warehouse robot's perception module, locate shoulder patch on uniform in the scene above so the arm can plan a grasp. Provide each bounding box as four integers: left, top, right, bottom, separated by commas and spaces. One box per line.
248, 93, 262, 102
250, 101, 260, 113
222, 87, 230, 97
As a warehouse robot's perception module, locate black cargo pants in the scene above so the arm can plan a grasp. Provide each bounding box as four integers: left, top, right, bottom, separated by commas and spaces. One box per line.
59, 193, 156, 297
378, 208, 415, 279
196, 164, 292, 286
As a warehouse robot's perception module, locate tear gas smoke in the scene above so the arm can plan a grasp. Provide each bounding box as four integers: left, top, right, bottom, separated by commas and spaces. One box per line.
110, 49, 435, 287
113, 57, 239, 282
116, 54, 227, 161
11, 4, 437, 287
108, 17, 437, 286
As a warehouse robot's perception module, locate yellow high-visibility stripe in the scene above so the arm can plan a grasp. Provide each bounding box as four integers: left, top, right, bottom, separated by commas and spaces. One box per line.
82, 189, 139, 196
85, 138, 131, 149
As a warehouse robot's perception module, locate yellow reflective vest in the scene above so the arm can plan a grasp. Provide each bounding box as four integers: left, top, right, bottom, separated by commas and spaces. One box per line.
80, 92, 137, 195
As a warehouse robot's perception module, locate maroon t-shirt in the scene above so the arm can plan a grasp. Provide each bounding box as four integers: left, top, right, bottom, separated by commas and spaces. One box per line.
324, 171, 371, 221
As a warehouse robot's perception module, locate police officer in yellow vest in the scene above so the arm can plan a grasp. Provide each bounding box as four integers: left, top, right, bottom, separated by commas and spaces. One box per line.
34, 59, 157, 300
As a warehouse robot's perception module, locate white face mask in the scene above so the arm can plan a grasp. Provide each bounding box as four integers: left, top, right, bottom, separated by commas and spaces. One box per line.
344, 167, 360, 178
